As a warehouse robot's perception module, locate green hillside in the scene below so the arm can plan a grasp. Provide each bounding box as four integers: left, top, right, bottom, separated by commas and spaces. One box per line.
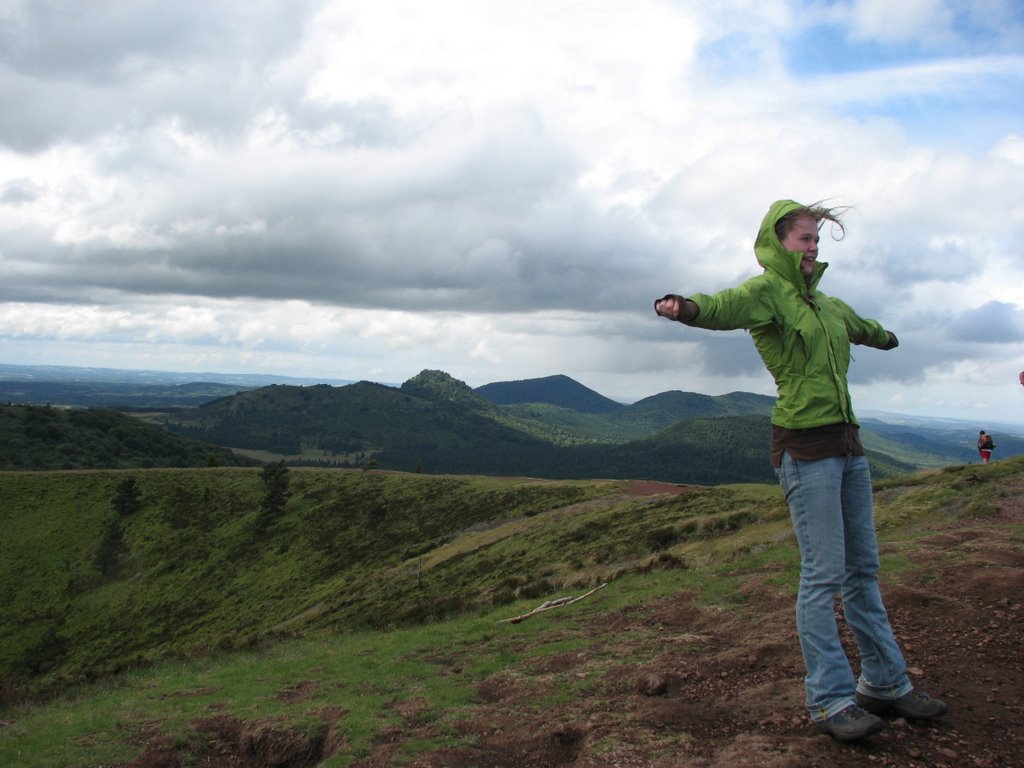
1, 458, 1021, 767
517, 414, 780, 484
490, 390, 778, 445
0, 404, 258, 470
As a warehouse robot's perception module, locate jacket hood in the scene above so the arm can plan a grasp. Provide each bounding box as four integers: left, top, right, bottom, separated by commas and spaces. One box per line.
753, 199, 825, 291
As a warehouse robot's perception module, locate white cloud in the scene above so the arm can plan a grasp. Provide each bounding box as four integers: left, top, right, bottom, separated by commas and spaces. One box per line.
991, 133, 1024, 164
0, 0, 1022, 424
846, 0, 956, 46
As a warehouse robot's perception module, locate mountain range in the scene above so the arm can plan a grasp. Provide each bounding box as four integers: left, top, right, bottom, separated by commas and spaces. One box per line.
162, 369, 1020, 483
3, 364, 1020, 482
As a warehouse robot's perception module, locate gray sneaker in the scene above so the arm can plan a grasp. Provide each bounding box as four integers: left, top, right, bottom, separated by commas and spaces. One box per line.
814, 705, 885, 742
856, 689, 948, 720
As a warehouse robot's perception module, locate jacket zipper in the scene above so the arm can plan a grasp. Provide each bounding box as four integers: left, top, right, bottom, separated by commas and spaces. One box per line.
805, 293, 853, 424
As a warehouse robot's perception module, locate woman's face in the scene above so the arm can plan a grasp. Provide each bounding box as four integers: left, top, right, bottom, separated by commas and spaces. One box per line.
780, 215, 820, 276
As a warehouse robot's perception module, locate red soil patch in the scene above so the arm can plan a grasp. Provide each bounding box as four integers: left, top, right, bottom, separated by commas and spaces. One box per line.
624, 480, 699, 496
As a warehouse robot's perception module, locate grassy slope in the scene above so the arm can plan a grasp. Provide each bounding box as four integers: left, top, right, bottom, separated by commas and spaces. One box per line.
1, 458, 1020, 767
0, 470, 617, 687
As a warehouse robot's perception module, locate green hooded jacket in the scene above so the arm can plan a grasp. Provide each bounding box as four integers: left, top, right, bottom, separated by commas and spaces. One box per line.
685, 199, 895, 430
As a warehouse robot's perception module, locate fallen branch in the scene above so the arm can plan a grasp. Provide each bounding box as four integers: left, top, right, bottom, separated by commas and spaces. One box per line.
498, 582, 608, 624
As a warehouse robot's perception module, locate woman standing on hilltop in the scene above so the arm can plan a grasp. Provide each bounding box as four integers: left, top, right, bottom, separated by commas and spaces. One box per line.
654, 200, 947, 742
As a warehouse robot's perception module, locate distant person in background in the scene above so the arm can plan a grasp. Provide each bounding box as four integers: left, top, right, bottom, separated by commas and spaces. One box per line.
654, 199, 947, 742
977, 430, 995, 464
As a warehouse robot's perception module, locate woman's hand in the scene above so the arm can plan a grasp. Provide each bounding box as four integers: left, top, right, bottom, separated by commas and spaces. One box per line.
654, 294, 696, 322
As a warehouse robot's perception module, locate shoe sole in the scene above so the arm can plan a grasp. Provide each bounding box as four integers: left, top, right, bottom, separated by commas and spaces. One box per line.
815, 719, 885, 742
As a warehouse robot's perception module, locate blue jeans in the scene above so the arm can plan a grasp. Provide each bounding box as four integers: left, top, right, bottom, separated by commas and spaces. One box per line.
776, 453, 912, 721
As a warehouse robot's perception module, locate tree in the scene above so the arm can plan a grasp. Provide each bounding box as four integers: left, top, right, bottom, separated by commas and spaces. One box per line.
111, 476, 142, 517
256, 461, 290, 531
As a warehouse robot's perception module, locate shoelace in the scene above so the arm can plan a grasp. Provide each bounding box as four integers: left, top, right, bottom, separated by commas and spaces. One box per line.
838, 705, 870, 720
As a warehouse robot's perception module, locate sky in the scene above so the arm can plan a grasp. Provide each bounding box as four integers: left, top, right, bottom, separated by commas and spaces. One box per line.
2, 0, 1023, 426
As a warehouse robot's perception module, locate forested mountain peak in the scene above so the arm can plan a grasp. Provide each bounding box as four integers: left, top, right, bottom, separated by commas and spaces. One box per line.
401, 369, 487, 407
474, 373, 626, 414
